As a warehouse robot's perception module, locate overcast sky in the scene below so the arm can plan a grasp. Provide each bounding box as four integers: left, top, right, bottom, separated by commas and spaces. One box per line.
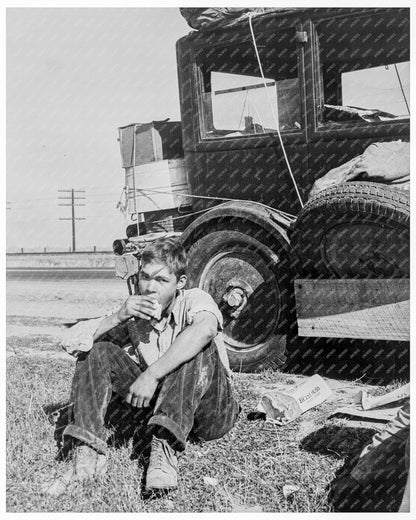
6, 8, 190, 250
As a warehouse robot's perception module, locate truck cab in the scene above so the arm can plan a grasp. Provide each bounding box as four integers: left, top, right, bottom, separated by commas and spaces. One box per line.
177, 7, 409, 215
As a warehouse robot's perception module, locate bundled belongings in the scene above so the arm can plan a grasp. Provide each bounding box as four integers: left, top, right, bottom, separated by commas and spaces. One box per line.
180, 7, 292, 31
309, 140, 410, 199
330, 399, 410, 512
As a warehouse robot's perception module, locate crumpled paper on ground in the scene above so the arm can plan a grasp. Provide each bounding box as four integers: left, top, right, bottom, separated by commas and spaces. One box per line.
257, 374, 332, 425
355, 383, 410, 410
331, 382, 410, 422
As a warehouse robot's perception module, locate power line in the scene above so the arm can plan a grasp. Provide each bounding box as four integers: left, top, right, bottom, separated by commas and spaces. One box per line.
9, 199, 116, 209
8, 216, 73, 223
58, 189, 86, 252
8, 191, 119, 205
8, 215, 119, 224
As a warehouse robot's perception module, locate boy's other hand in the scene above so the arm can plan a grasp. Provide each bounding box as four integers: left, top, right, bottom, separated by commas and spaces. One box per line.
125, 370, 159, 408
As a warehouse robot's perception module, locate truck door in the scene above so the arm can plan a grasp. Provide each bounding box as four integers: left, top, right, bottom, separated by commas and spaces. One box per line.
304, 9, 410, 190
179, 14, 309, 215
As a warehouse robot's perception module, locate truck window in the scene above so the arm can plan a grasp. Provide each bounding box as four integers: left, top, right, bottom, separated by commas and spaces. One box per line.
314, 12, 410, 127
196, 28, 301, 139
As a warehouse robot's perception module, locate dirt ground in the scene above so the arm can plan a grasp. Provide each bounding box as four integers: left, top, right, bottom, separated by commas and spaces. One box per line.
7, 279, 127, 321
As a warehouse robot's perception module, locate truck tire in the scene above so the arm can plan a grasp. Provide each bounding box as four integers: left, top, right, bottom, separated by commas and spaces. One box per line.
186, 226, 294, 372
291, 182, 410, 278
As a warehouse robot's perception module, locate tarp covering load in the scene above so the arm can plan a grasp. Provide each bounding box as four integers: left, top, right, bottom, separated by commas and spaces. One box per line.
309, 140, 410, 199
180, 7, 293, 31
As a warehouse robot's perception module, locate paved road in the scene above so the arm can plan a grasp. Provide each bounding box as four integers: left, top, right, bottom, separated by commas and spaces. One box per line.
6, 267, 115, 280
7, 278, 128, 320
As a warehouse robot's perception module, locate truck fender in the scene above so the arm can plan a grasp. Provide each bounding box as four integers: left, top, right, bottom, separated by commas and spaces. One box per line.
180, 200, 294, 254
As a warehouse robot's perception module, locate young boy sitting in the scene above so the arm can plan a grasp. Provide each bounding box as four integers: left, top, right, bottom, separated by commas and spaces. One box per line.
42, 237, 240, 496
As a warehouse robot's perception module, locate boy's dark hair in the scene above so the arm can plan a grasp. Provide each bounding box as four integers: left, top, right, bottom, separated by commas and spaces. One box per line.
141, 237, 187, 279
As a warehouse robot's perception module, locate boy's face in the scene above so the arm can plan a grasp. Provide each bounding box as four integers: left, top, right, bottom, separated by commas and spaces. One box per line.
138, 261, 186, 311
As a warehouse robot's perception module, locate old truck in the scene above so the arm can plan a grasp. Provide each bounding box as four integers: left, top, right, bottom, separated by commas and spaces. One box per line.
115, 7, 410, 374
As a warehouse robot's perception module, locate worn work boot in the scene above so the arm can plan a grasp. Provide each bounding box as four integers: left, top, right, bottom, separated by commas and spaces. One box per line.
145, 436, 178, 491
41, 444, 107, 497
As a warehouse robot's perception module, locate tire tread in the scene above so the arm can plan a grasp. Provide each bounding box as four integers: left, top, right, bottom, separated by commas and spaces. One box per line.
292, 182, 409, 278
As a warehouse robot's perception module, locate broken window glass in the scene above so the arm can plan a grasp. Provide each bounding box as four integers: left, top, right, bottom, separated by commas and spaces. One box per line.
196, 28, 301, 139
315, 12, 410, 127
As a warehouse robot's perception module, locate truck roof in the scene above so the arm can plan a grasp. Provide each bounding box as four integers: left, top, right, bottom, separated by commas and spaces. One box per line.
178, 7, 408, 46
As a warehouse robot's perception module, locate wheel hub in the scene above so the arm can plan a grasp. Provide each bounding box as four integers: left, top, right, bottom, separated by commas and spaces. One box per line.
198, 248, 281, 349
223, 287, 245, 308
222, 278, 252, 318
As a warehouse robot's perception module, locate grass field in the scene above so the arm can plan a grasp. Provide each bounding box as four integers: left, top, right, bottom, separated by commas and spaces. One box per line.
8, 331, 397, 513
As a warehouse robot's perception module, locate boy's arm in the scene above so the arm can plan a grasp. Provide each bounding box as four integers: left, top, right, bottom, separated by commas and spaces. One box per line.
94, 294, 160, 342
125, 311, 217, 408
62, 294, 159, 356
92, 313, 123, 341
149, 311, 218, 379
61, 313, 130, 356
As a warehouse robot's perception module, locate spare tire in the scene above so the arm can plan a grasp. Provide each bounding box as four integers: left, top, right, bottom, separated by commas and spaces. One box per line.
291, 182, 410, 278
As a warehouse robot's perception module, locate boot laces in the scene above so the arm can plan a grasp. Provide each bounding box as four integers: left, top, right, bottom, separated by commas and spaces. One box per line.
151, 437, 177, 471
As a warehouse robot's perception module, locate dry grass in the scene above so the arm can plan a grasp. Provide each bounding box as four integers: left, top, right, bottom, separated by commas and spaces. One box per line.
6, 333, 392, 513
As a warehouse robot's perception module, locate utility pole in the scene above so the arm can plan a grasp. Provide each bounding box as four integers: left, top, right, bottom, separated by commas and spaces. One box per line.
58, 189, 86, 252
